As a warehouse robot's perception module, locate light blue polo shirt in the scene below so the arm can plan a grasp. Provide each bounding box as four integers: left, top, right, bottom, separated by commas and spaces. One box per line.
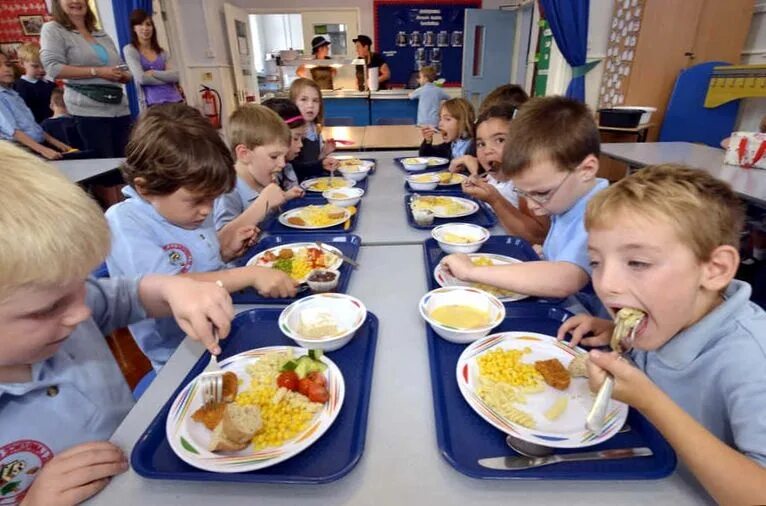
0, 86, 44, 142
106, 186, 225, 369
279, 162, 299, 191
632, 280, 766, 466
0, 277, 144, 503
451, 137, 471, 159
410, 82, 449, 127
213, 176, 260, 231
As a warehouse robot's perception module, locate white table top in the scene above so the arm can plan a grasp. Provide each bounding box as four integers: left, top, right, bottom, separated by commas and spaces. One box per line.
354, 151, 502, 245
91, 244, 710, 505
601, 142, 766, 207
52, 157, 124, 183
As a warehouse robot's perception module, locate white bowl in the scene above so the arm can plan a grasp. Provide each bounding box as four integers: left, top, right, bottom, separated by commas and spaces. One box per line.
279, 293, 367, 351
406, 173, 440, 191
322, 187, 364, 207
419, 287, 505, 344
431, 223, 490, 254
401, 157, 428, 171
338, 163, 372, 182
306, 269, 340, 293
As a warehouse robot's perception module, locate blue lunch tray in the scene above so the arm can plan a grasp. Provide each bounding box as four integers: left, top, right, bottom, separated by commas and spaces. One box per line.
394, 156, 449, 174
426, 304, 677, 480
261, 196, 361, 234
231, 234, 361, 304
404, 192, 497, 230
131, 307, 379, 484
422, 236, 564, 306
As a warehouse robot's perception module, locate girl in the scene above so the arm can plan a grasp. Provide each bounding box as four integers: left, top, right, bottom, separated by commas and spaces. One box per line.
419, 97, 475, 160
289, 77, 338, 181
214, 104, 303, 238
449, 104, 549, 245
262, 98, 309, 192
123, 9, 183, 111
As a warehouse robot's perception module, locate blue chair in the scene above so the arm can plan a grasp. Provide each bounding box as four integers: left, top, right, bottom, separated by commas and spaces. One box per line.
376, 117, 415, 125
132, 370, 156, 401
324, 117, 354, 126
92, 262, 109, 278
659, 61, 740, 148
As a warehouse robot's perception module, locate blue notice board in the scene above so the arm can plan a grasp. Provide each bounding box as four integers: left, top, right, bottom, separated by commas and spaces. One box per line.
374, 0, 481, 86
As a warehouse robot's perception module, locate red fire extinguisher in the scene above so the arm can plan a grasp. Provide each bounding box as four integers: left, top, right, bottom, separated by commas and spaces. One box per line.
199, 85, 222, 129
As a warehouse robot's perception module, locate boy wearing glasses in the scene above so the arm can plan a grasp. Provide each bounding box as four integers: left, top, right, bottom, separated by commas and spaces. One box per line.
441, 96, 606, 301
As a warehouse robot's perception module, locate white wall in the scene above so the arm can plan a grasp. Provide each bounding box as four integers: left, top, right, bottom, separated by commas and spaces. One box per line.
736, 2, 766, 131
230, 0, 374, 37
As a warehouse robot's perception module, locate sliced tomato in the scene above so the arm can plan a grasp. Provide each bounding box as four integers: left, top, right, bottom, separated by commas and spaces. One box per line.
276, 371, 299, 391
306, 371, 327, 387
307, 383, 329, 403
298, 378, 313, 396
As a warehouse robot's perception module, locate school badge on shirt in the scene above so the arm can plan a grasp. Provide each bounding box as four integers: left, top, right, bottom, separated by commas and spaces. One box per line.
0, 440, 53, 505
162, 243, 193, 273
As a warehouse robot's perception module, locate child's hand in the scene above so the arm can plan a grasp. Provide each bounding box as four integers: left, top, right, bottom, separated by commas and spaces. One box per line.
260, 183, 288, 209
420, 126, 436, 143
532, 244, 544, 257
284, 187, 305, 200
220, 225, 258, 262
160, 277, 233, 354
39, 146, 63, 160
587, 350, 656, 410
556, 314, 614, 348
462, 177, 499, 204
249, 266, 298, 298
440, 253, 475, 281
322, 156, 339, 172
321, 139, 336, 157
21, 441, 128, 506
449, 155, 479, 175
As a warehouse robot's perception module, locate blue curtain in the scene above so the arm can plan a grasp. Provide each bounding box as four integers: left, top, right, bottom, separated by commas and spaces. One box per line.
111, 0, 152, 117
539, 0, 590, 102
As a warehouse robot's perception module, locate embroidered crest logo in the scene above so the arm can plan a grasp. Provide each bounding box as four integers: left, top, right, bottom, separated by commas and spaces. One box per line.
0, 440, 53, 505
162, 243, 193, 273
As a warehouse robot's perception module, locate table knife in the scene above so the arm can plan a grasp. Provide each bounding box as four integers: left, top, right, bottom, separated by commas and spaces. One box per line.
478, 447, 653, 471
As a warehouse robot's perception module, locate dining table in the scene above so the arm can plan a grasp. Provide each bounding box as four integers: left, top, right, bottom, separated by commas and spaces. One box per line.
87, 150, 712, 505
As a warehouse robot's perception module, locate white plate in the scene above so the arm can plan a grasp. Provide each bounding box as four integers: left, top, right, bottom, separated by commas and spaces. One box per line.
456, 332, 628, 449
278, 206, 350, 230
433, 253, 528, 302
300, 177, 356, 192
423, 157, 449, 167
336, 159, 374, 172
166, 346, 345, 473
246, 243, 343, 282
411, 196, 479, 218
437, 173, 467, 186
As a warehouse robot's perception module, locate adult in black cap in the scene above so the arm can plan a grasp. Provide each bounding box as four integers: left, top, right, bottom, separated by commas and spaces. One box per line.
297, 36, 335, 89
353, 34, 390, 89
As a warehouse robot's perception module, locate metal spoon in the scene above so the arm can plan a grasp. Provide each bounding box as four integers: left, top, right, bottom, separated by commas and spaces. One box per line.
505, 424, 633, 458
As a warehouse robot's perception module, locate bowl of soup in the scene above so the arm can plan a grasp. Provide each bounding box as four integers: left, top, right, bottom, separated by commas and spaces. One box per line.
418, 286, 505, 343
323, 187, 364, 207
406, 173, 440, 191
431, 223, 489, 254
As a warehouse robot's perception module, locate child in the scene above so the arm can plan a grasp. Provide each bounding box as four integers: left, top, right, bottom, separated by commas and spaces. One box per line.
449, 104, 549, 245
262, 97, 309, 192
478, 83, 528, 115
41, 87, 83, 149
441, 96, 606, 301
0, 141, 233, 505
409, 65, 449, 127
289, 77, 339, 182
557, 165, 766, 505
106, 103, 296, 369
419, 97, 475, 160
13, 42, 56, 123
213, 104, 303, 237
0, 52, 74, 160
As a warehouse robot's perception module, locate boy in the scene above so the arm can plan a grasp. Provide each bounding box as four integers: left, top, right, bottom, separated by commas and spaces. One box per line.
409, 65, 449, 127
558, 165, 766, 505
478, 83, 528, 115
13, 42, 55, 123
0, 52, 73, 160
106, 104, 296, 370
41, 87, 82, 149
0, 141, 233, 506
441, 96, 606, 301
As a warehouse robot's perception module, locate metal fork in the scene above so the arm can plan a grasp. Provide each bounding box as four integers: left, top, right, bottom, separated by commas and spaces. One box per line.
198, 281, 225, 405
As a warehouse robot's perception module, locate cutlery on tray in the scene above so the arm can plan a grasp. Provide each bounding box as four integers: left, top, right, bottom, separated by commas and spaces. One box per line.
315, 240, 359, 269
478, 446, 653, 470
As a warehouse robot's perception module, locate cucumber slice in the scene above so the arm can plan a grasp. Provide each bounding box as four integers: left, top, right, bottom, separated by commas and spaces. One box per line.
294, 356, 315, 378
281, 360, 298, 372
308, 349, 324, 361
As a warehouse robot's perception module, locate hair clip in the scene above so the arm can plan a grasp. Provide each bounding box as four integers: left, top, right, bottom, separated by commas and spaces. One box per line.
284, 115, 304, 125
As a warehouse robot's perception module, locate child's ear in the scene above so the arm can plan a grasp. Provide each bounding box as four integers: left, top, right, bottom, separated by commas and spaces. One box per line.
576, 154, 599, 182
234, 144, 251, 162
701, 244, 739, 292
133, 177, 149, 197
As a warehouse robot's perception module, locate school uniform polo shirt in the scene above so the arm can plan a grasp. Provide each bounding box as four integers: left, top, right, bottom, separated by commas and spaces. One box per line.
105, 186, 225, 369
632, 280, 766, 466
0, 277, 143, 504
213, 176, 260, 231
0, 86, 44, 142
451, 137, 472, 160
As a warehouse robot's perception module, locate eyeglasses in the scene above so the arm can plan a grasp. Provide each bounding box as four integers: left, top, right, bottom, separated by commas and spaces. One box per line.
513, 170, 573, 206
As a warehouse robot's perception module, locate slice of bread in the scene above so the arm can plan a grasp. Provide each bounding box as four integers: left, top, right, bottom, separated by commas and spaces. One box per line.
567, 354, 588, 378
208, 404, 263, 452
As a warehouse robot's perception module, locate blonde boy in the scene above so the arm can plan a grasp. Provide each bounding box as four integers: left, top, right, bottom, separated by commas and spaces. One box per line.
0, 142, 232, 505
558, 165, 766, 504
13, 42, 55, 123
409, 65, 449, 127
441, 96, 605, 300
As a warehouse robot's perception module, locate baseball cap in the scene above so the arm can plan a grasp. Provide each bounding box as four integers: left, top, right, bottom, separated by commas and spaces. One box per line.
352, 35, 372, 47
311, 36, 331, 53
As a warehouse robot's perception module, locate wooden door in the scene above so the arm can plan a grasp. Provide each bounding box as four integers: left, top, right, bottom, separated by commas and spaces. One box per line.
623, 0, 704, 141
692, 0, 755, 64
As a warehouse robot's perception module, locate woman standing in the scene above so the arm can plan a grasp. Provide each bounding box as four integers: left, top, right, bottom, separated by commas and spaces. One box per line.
40, 0, 132, 158
123, 9, 183, 111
